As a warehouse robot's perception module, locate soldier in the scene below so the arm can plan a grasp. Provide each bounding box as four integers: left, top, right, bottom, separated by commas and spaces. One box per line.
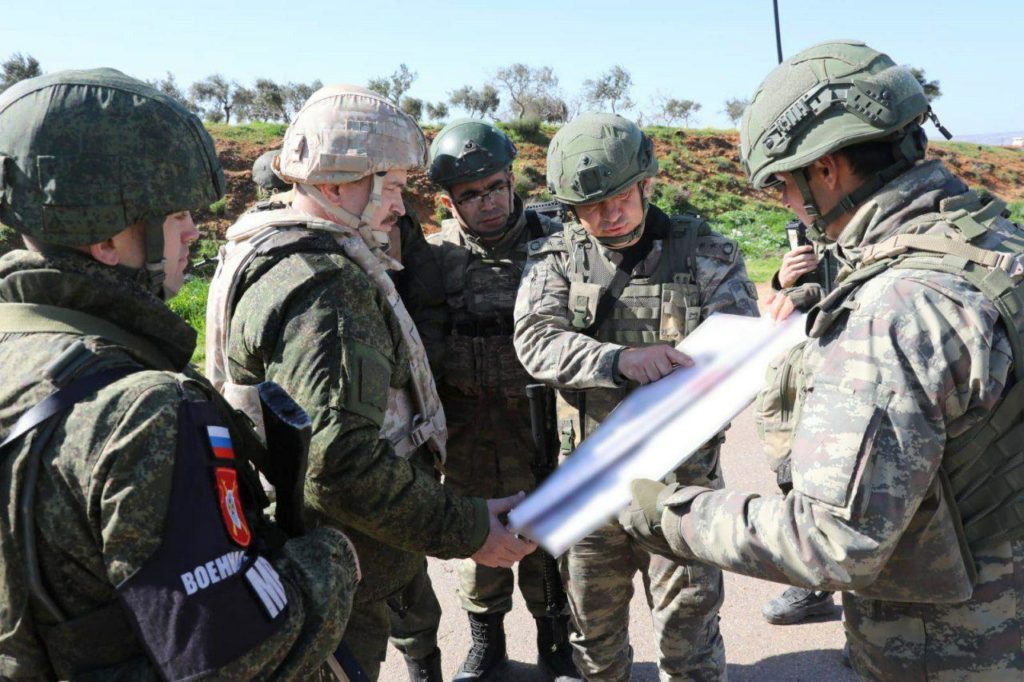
205, 85, 535, 681
424, 119, 577, 680
514, 112, 759, 681
0, 69, 360, 679
621, 40, 1024, 679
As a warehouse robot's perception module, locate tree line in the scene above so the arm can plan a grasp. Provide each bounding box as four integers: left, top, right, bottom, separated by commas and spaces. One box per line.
0, 53, 943, 128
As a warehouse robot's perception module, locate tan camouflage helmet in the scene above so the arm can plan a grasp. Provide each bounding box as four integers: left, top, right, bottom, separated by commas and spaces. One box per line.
276, 84, 427, 185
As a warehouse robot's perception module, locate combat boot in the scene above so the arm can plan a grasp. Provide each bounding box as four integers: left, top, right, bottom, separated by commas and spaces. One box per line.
453, 612, 507, 680
535, 615, 582, 681
761, 586, 836, 625
404, 647, 442, 682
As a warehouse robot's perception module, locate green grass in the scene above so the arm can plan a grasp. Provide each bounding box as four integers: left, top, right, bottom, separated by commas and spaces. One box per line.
744, 257, 778, 284
204, 121, 287, 146
168, 277, 210, 367
1009, 201, 1024, 224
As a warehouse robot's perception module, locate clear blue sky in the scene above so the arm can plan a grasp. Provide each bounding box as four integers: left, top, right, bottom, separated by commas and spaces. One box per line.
4, 0, 1022, 136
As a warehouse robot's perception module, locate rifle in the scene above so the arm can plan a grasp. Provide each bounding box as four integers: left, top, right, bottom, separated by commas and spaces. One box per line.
525, 383, 571, 648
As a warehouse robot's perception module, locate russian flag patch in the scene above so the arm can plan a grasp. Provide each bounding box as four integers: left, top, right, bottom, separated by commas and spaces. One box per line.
207, 426, 235, 460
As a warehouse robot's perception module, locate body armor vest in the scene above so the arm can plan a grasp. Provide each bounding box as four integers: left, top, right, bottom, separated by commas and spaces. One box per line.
797, 190, 1024, 572
434, 214, 548, 400
206, 206, 447, 463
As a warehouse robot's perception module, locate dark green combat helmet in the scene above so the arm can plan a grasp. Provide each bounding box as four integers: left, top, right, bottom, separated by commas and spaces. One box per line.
427, 118, 517, 188
740, 40, 949, 240
0, 68, 225, 294
252, 149, 289, 194
546, 112, 658, 246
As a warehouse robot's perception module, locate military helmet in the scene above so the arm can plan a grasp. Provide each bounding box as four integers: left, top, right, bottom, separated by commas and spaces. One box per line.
428, 118, 517, 188
0, 68, 224, 247
252, 149, 289, 192
546, 112, 658, 205
276, 84, 427, 185
740, 40, 930, 190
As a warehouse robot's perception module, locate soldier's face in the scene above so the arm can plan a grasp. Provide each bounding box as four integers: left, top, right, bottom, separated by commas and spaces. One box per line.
575, 178, 650, 244
443, 169, 514, 239
162, 211, 199, 295
334, 169, 408, 232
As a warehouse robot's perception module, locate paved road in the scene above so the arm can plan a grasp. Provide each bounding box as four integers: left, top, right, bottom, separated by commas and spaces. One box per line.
380, 404, 857, 681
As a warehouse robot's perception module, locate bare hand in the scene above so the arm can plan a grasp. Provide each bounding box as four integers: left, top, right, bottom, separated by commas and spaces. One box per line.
766, 290, 797, 322
471, 492, 537, 568
778, 245, 819, 288
617, 344, 694, 385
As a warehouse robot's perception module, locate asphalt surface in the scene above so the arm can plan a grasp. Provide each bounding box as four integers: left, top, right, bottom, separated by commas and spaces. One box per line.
379, 404, 857, 681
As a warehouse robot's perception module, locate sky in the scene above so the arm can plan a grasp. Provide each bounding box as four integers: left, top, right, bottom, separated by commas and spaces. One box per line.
4, 0, 1022, 138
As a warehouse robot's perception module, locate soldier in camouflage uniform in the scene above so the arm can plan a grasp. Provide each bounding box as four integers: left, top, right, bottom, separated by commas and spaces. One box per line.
253, 148, 291, 200
622, 40, 1024, 680
423, 119, 577, 680
0, 69, 360, 680
514, 113, 759, 681
205, 85, 535, 681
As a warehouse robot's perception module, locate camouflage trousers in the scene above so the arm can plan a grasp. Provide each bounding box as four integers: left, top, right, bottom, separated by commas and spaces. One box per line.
843, 538, 1024, 680
444, 392, 548, 617
340, 560, 441, 679
561, 446, 726, 682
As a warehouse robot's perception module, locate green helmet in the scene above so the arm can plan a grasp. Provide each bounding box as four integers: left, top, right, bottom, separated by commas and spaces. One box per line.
0, 68, 224, 248
428, 118, 517, 188
740, 40, 939, 239
546, 112, 657, 206
252, 149, 289, 193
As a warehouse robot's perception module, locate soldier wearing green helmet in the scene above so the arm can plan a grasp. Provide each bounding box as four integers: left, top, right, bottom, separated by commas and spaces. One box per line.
621, 40, 1024, 679
0, 69, 361, 678
514, 112, 759, 680
252, 148, 291, 200
422, 119, 573, 680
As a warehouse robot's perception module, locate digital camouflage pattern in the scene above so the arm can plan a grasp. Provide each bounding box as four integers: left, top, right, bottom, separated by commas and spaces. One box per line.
513, 204, 758, 680
424, 198, 560, 618
657, 160, 1024, 679
0, 249, 359, 679
0, 69, 223, 247
219, 205, 490, 678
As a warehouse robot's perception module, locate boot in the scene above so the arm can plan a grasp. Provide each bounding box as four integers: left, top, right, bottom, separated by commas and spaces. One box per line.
535, 615, 582, 681
453, 612, 507, 680
404, 647, 442, 682
761, 586, 835, 625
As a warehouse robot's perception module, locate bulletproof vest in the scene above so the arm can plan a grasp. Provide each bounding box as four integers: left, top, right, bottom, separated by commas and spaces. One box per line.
435, 212, 548, 400
563, 214, 712, 346
802, 189, 1024, 565
206, 205, 447, 464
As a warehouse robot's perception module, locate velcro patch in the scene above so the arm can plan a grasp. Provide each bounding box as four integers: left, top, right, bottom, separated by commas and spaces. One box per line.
215, 467, 252, 547
207, 425, 235, 459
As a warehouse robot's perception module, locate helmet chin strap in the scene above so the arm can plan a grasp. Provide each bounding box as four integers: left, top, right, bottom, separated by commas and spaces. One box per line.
141, 214, 169, 300
296, 175, 400, 268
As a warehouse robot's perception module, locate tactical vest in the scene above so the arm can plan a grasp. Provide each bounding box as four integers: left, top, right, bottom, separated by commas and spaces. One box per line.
206, 206, 447, 464
761, 189, 1024, 572
562, 214, 714, 346
434, 213, 549, 400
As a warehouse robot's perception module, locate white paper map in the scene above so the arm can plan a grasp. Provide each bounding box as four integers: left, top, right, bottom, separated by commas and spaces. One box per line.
507, 312, 807, 557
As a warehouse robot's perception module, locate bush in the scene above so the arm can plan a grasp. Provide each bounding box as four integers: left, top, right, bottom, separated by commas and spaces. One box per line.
209, 197, 228, 216
1009, 201, 1024, 225
168, 277, 210, 367
500, 117, 546, 145
713, 205, 790, 258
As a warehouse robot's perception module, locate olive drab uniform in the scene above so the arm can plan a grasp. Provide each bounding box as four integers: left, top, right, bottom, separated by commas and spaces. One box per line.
514, 204, 759, 681
425, 199, 560, 619
206, 203, 490, 678
659, 161, 1024, 679
0, 250, 360, 680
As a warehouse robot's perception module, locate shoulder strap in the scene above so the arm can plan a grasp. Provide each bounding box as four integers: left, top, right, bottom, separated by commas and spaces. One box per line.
0, 303, 172, 370
525, 210, 545, 240
583, 233, 657, 336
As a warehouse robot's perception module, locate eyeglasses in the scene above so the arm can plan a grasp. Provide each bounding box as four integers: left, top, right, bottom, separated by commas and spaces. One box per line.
454, 182, 510, 211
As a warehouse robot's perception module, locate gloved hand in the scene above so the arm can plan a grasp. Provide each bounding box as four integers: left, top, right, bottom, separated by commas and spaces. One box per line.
619, 479, 680, 559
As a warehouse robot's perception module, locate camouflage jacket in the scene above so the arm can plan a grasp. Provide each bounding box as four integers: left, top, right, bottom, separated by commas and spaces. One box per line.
513, 205, 759, 438
222, 211, 490, 603
0, 250, 359, 680
661, 161, 1019, 603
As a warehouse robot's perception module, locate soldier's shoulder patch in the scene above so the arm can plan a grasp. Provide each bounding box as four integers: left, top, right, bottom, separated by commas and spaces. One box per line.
695, 233, 739, 263
527, 233, 567, 258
